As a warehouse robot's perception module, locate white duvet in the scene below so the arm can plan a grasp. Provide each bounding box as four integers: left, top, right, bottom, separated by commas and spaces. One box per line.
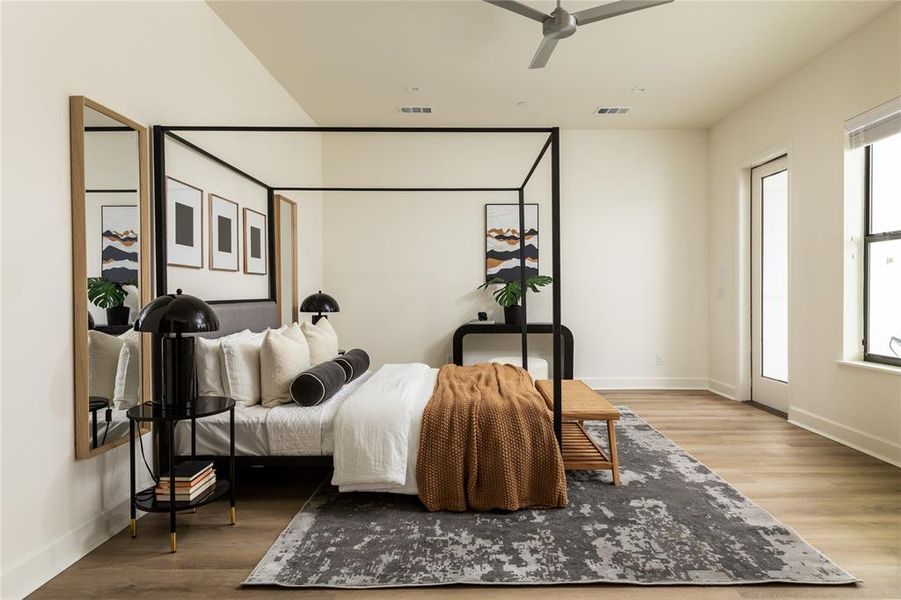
331, 363, 438, 495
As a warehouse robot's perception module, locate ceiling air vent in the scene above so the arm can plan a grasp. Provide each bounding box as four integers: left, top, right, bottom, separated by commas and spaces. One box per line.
596, 106, 631, 115
399, 106, 433, 114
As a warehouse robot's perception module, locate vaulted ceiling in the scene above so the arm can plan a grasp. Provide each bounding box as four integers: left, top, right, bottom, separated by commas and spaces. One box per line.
209, 0, 895, 128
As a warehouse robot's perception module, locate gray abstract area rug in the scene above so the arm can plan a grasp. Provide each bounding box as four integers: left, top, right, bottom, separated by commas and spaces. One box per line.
244, 408, 857, 588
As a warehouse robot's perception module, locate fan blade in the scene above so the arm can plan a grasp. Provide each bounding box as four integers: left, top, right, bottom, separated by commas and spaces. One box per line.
572, 0, 672, 25
483, 0, 550, 23
529, 36, 559, 69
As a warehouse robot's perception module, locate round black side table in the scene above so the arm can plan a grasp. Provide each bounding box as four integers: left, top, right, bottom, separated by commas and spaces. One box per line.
126, 396, 236, 552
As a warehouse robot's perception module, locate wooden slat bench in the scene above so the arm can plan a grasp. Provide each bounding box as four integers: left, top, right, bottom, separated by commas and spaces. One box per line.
535, 379, 621, 485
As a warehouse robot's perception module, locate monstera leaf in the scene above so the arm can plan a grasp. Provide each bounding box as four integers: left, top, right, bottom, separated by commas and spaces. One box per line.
87, 277, 128, 309
478, 275, 553, 308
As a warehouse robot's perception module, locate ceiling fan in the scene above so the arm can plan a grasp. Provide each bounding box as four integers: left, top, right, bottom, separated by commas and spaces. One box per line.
484, 0, 673, 69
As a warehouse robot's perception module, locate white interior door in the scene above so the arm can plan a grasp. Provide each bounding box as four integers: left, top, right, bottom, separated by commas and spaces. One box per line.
751, 156, 790, 413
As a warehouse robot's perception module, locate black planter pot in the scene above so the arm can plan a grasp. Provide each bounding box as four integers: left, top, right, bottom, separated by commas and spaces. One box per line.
106, 305, 130, 326
503, 305, 523, 325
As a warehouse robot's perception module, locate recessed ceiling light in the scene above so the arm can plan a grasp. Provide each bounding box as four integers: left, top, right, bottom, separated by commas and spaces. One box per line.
632, 86, 648, 94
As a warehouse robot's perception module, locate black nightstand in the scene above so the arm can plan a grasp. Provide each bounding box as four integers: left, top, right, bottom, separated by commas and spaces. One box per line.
88, 396, 111, 449
126, 396, 236, 552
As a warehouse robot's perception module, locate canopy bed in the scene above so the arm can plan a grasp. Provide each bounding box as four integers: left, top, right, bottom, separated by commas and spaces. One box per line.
146, 123, 583, 517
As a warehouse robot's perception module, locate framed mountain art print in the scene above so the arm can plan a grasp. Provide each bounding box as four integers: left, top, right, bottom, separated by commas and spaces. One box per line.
485, 203, 538, 282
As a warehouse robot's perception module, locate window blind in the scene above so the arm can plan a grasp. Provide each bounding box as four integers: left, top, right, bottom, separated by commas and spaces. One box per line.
845, 95, 901, 149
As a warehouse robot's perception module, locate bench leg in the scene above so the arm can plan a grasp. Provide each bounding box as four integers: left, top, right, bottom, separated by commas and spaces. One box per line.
607, 419, 621, 486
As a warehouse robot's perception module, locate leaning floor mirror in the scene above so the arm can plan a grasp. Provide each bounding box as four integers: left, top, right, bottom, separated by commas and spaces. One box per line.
70, 96, 151, 458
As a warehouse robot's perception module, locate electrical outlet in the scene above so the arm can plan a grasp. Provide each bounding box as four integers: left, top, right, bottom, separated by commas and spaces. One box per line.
655, 353, 664, 367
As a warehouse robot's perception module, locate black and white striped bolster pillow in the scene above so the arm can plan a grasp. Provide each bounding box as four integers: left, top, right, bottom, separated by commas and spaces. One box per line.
332, 349, 370, 383
290, 361, 347, 407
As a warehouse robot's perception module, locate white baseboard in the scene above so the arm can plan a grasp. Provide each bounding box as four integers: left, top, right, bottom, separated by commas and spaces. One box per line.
706, 378, 738, 400
582, 376, 709, 390
1, 491, 143, 599
789, 407, 901, 468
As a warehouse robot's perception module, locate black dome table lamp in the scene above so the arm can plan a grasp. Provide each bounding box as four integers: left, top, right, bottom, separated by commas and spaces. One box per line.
134, 289, 219, 411
300, 290, 340, 324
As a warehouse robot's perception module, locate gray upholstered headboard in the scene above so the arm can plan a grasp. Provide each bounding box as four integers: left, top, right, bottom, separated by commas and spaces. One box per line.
196, 301, 280, 338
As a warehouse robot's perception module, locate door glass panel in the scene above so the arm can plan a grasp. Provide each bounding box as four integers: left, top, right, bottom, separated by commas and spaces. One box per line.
867, 238, 901, 358
762, 170, 788, 382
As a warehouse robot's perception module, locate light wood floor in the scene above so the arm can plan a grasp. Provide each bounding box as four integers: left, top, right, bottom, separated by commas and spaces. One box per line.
31, 391, 901, 599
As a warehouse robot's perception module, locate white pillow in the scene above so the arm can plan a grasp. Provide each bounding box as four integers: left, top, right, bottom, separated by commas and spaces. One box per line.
279, 322, 305, 345
113, 329, 142, 409
220, 332, 267, 406
260, 329, 311, 408
88, 330, 124, 402
301, 318, 339, 365
195, 330, 251, 397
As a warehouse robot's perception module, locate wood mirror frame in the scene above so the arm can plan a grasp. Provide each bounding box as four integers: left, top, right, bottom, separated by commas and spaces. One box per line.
274, 195, 299, 325
70, 96, 152, 459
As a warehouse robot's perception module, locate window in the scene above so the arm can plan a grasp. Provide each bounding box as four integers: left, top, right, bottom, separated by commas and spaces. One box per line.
864, 132, 901, 366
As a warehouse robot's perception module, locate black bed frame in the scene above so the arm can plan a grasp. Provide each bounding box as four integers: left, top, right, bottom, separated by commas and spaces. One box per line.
151, 125, 563, 470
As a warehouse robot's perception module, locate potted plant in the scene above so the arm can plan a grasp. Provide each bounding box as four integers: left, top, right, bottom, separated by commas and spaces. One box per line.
87, 277, 134, 326
477, 275, 553, 325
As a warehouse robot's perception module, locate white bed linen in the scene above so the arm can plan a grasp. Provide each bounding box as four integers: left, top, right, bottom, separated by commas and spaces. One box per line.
172, 371, 372, 456
331, 363, 438, 495
267, 372, 372, 454
174, 405, 271, 455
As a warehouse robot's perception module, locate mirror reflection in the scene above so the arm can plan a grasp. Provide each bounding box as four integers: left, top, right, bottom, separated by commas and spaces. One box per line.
72, 98, 150, 456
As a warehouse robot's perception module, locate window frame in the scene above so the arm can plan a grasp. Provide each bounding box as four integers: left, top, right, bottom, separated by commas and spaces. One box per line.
863, 143, 901, 367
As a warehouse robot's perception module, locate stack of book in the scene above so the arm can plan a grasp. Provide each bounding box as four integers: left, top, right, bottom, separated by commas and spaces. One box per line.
156, 461, 216, 503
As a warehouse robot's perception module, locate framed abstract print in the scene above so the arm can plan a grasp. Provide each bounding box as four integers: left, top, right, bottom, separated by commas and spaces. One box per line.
243, 207, 267, 275
485, 203, 538, 282
209, 194, 239, 271
166, 177, 203, 269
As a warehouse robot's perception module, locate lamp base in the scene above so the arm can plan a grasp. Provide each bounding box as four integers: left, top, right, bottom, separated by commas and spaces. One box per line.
160, 335, 196, 410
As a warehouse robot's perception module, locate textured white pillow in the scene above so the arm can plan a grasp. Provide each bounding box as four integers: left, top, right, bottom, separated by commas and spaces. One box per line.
221, 332, 267, 406
279, 322, 306, 345
195, 330, 252, 397
301, 318, 339, 365
113, 329, 142, 409
260, 329, 312, 408
88, 330, 124, 402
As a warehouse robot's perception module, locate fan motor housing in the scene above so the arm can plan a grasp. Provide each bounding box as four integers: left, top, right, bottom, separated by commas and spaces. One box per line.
544, 9, 578, 39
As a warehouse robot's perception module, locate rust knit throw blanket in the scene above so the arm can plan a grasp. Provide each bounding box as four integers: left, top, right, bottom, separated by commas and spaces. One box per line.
416, 363, 568, 512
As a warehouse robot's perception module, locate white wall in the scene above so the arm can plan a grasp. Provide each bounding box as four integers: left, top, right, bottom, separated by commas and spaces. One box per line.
561, 130, 709, 389
707, 6, 901, 464
165, 139, 271, 301
321, 133, 544, 367
167, 130, 323, 306
321, 129, 709, 387
0, 2, 318, 597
